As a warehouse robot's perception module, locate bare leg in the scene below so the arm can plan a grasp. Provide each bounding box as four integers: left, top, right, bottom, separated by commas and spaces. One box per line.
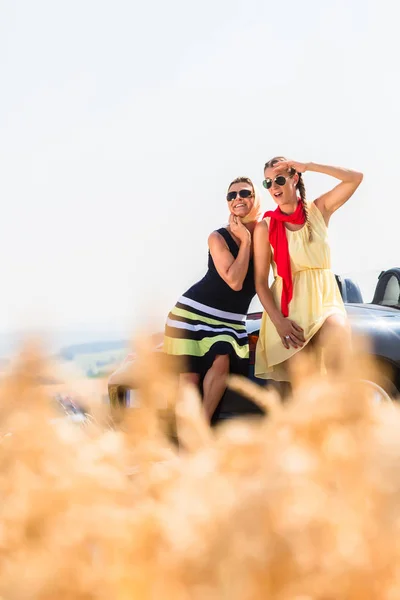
313, 314, 352, 373
180, 373, 200, 388
202, 355, 230, 421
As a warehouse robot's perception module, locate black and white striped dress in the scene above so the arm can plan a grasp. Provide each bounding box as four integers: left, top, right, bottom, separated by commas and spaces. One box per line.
164, 228, 256, 377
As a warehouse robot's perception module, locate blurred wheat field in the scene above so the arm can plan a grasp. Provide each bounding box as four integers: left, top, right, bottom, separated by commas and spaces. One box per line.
1, 337, 400, 599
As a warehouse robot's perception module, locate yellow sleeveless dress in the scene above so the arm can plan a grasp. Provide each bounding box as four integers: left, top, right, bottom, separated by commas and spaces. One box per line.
255, 201, 346, 382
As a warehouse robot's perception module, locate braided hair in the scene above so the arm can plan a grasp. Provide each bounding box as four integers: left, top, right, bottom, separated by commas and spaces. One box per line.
264, 157, 312, 242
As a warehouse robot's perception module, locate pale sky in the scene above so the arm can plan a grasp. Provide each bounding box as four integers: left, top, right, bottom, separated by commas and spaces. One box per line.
0, 0, 399, 338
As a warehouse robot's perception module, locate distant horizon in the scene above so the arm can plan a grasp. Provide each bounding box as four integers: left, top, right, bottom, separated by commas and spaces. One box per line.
0, 327, 130, 360
0, 264, 396, 359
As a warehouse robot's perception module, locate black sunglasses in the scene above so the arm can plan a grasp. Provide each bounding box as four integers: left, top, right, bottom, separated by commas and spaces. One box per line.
263, 174, 293, 190
226, 189, 253, 202
263, 169, 296, 190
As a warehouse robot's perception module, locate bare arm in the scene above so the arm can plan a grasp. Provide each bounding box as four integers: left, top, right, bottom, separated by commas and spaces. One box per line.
253, 221, 305, 349
276, 160, 363, 224
308, 162, 363, 222
208, 228, 251, 292
253, 221, 282, 326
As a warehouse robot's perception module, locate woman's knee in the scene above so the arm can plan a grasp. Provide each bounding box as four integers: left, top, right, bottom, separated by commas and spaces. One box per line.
318, 315, 352, 371
211, 354, 230, 375
320, 314, 350, 344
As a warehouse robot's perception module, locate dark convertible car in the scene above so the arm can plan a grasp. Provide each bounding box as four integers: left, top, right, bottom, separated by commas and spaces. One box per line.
108, 268, 400, 419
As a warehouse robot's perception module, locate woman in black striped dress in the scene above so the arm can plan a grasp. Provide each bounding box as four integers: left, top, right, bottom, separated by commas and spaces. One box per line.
164, 177, 262, 421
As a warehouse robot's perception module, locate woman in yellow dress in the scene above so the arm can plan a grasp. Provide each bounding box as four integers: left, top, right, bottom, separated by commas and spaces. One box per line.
254, 157, 363, 382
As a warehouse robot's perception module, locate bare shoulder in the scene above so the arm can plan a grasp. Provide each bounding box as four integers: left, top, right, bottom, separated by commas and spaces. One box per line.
312, 197, 323, 212
255, 219, 269, 231
208, 230, 228, 250
254, 219, 269, 241
312, 198, 330, 225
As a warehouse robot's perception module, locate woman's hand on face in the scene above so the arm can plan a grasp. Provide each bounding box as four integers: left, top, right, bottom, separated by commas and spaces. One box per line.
229, 214, 251, 244
274, 160, 309, 174
275, 317, 305, 349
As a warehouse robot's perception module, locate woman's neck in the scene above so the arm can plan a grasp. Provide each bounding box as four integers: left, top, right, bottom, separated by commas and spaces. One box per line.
244, 221, 256, 235
279, 199, 299, 215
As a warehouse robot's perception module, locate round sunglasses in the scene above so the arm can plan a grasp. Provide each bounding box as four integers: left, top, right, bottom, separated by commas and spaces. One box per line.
262, 174, 291, 190
226, 189, 253, 202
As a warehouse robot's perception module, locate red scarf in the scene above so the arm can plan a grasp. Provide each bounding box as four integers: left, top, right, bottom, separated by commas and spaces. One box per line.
263, 201, 305, 317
